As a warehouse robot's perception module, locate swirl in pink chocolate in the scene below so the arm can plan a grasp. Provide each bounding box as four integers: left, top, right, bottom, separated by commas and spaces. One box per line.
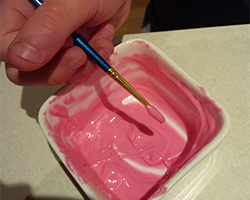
43, 49, 223, 199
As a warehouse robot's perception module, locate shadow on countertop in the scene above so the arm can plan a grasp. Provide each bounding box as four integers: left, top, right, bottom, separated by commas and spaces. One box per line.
0, 179, 90, 200
21, 85, 62, 121
0, 181, 80, 200
0, 181, 30, 200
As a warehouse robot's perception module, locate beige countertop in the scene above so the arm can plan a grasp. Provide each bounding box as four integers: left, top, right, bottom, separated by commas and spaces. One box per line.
1, 24, 250, 200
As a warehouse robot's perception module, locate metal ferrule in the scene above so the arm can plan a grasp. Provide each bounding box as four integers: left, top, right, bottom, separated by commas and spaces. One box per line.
107, 67, 149, 106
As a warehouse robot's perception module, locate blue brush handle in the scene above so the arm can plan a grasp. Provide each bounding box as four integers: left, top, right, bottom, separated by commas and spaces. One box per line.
28, 0, 111, 72
71, 32, 111, 72
28, 0, 43, 8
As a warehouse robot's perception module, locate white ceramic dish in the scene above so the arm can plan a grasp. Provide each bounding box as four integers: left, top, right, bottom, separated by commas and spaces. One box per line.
38, 39, 230, 200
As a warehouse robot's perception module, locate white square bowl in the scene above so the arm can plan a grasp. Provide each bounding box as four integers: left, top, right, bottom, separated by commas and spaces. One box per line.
38, 39, 230, 200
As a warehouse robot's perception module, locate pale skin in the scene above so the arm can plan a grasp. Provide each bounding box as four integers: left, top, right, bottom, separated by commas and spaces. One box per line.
0, 0, 131, 86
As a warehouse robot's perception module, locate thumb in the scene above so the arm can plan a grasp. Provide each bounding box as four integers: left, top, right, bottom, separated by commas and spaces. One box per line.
7, 0, 96, 71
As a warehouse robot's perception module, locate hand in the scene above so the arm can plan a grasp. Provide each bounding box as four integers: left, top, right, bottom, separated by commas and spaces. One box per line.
0, 0, 131, 86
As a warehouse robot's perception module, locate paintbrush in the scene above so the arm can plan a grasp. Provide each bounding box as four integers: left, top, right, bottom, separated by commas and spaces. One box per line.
28, 0, 165, 123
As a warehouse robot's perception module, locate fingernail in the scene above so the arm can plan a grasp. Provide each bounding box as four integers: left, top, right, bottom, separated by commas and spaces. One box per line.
98, 49, 112, 60
68, 58, 83, 70
10, 42, 41, 63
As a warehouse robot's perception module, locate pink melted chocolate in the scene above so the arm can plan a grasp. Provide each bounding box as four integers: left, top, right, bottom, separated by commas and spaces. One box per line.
43, 47, 223, 199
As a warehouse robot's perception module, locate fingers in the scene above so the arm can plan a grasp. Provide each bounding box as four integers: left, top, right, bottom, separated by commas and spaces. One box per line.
5, 38, 114, 86
66, 27, 115, 84
7, 0, 97, 71
6, 45, 87, 86
66, 38, 114, 83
